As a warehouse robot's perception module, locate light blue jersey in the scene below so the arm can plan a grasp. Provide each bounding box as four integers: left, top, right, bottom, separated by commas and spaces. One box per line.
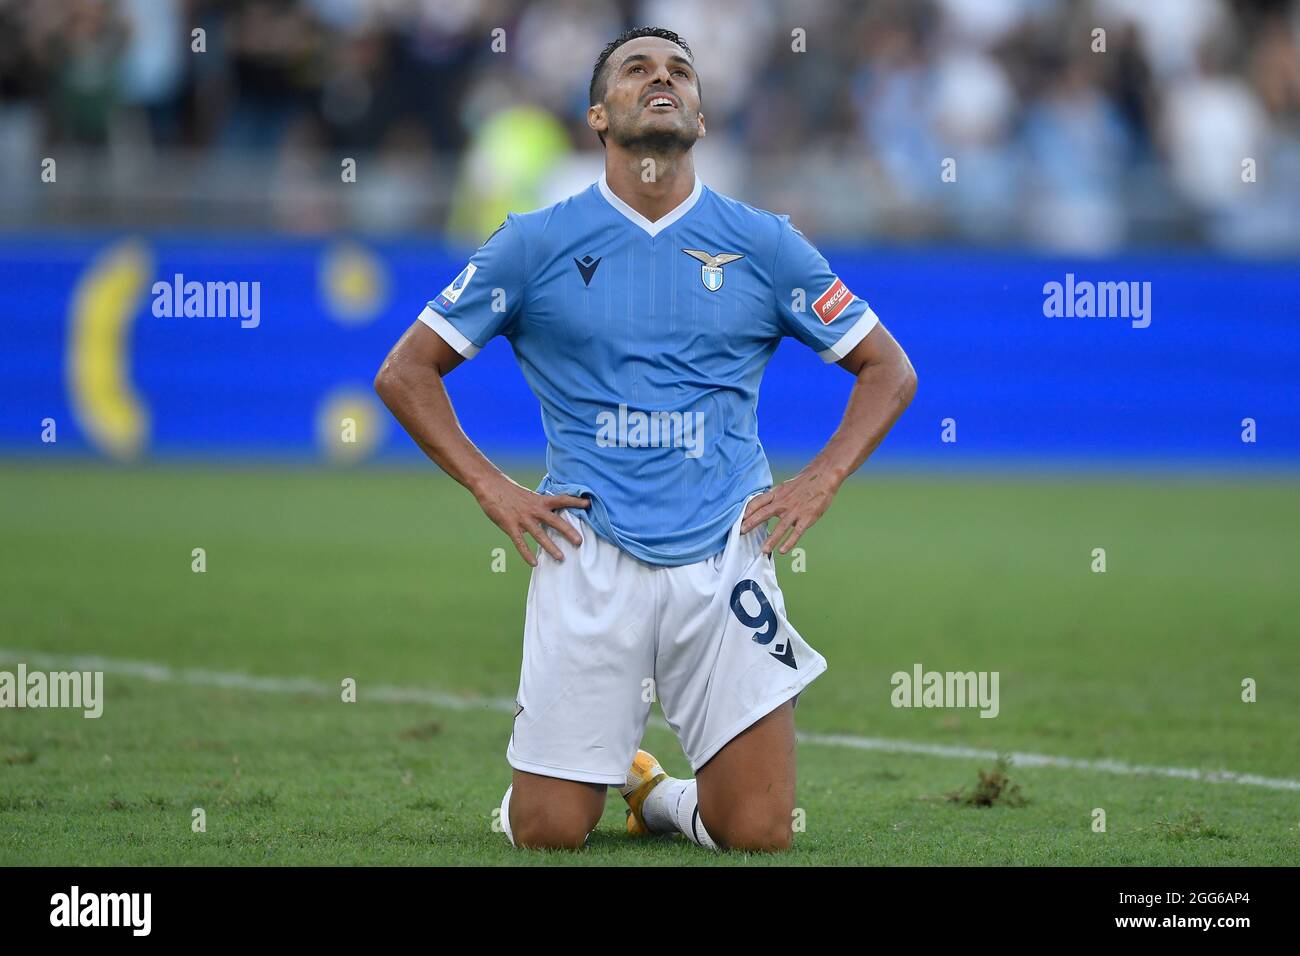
420, 175, 878, 566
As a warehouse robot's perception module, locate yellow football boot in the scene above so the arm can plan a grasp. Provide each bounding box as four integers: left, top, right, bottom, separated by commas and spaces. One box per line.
619, 749, 668, 835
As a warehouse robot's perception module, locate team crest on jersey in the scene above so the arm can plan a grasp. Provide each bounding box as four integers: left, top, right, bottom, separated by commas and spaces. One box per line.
436, 263, 476, 310
682, 249, 744, 292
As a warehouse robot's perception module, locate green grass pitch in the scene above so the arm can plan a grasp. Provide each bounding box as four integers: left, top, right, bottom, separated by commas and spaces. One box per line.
1, 462, 1297, 865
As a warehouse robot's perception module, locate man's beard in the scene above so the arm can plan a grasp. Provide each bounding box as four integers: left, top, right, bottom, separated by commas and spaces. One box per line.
609, 114, 698, 154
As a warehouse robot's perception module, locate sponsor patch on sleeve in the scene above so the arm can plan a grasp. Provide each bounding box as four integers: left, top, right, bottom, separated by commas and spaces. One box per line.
435, 263, 477, 311
812, 277, 854, 325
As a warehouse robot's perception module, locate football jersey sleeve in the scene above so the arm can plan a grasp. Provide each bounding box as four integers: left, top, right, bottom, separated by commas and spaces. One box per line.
418, 217, 525, 358
772, 216, 878, 363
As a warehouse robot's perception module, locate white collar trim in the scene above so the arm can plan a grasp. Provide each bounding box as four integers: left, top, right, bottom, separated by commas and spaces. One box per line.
597, 173, 703, 237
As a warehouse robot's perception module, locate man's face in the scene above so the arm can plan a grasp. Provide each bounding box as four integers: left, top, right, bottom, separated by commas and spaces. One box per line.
591, 37, 704, 152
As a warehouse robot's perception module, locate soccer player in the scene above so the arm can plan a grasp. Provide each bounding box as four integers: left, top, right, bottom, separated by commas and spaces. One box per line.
375, 26, 916, 852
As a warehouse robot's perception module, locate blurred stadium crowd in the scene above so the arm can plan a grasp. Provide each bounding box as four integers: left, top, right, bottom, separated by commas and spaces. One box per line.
2, 0, 1299, 252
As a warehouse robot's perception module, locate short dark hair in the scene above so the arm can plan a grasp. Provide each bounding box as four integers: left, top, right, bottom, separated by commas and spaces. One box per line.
589, 26, 697, 145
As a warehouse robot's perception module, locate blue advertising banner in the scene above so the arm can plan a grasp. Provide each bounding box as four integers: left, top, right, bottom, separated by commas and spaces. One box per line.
1, 235, 1296, 467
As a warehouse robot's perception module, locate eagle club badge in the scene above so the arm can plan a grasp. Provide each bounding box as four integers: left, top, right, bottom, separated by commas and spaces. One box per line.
682, 249, 744, 292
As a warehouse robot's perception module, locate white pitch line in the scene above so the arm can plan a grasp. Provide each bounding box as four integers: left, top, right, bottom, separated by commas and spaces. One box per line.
5, 649, 1299, 793
2, 649, 518, 712
797, 733, 1300, 792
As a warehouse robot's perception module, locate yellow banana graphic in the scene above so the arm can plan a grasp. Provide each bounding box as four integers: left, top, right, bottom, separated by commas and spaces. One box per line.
67, 239, 153, 459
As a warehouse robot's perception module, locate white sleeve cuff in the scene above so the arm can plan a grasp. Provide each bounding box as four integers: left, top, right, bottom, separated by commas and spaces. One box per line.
418, 305, 481, 359
817, 307, 879, 363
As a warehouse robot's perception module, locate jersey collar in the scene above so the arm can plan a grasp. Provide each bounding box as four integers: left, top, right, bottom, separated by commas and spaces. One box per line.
597, 172, 704, 237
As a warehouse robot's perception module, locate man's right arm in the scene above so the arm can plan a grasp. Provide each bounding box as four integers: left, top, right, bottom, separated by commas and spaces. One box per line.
374, 320, 587, 566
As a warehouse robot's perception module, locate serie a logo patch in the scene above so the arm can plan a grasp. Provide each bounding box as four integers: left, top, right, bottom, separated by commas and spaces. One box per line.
436, 263, 476, 310
813, 278, 853, 324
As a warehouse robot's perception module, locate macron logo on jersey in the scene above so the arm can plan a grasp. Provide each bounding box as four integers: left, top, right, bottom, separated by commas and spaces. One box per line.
436, 263, 477, 311
812, 277, 853, 325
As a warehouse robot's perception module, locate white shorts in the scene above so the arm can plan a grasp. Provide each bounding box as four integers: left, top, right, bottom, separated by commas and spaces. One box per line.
506, 495, 827, 786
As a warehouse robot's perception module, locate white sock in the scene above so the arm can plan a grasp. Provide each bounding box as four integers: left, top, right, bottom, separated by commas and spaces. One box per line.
643, 777, 718, 851
641, 776, 686, 832
498, 785, 516, 847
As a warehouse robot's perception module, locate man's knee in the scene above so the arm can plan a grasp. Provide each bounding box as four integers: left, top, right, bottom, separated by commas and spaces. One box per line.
507, 773, 605, 850
708, 804, 795, 853
511, 814, 596, 850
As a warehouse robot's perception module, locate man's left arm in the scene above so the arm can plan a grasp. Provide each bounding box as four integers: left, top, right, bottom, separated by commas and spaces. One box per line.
740, 321, 916, 553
